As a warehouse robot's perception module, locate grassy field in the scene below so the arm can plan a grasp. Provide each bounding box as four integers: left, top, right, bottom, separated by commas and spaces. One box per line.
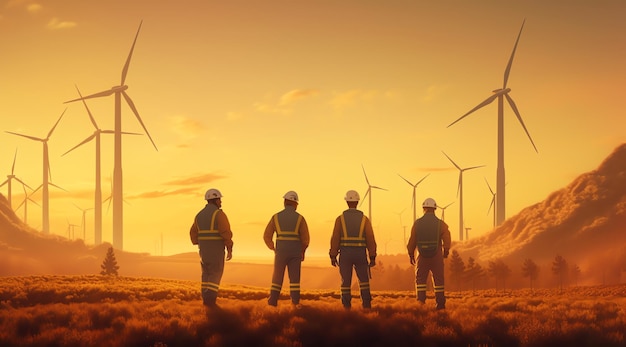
1, 275, 625, 347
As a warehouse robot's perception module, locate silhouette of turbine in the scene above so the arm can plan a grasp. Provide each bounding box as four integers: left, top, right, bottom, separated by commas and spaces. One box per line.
448, 19, 538, 227
65, 21, 157, 250
442, 151, 484, 241
0, 149, 32, 209
398, 173, 429, 223
6, 110, 66, 233
360, 165, 387, 225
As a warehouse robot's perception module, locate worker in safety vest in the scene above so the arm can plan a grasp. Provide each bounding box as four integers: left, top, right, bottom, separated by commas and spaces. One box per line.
329, 190, 377, 309
407, 197, 451, 310
189, 188, 233, 308
264, 190, 310, 307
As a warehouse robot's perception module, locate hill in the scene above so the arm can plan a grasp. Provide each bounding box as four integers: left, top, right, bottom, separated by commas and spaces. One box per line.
454, 143, 626, 277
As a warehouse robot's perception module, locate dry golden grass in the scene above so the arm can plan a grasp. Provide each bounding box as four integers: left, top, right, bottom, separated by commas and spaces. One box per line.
1, 275, 625, 347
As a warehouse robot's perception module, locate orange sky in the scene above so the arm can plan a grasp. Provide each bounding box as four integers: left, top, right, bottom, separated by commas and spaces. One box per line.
0, 1, 624, 259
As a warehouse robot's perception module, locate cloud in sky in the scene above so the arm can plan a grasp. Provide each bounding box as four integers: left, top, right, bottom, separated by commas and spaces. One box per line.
26, 3, 42, 13
279, 89, 319, 106
47, 17, 76, 30
329, 89, 397, 113
163, 172, 227, 187
170, 115, 205, 141
126, 187, 200, 199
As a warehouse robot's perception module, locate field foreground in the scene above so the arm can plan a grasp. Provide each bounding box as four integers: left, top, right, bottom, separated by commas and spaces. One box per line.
1, 275, 625, 347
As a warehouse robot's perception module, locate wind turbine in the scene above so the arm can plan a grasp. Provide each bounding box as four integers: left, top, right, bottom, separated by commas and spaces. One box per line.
16, 181, 39, 223
0, 149, 32, 209
360, 165, 387, 224
485, 178, 496, 229
73, 203, 94, 241
447, 19, 538, 227
442, 151, 484, 241
63, 85, 140, 245
6, 110, 66, 233
439, 201, 454, 222
398, 173, 429, 224
65, 21, 158, 250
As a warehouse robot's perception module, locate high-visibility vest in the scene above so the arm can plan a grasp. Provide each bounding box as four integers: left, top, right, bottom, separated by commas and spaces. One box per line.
196, 204, 223, 241
415, 213, 441, 257
339, 210, 367, 247
274, 211, 303, 241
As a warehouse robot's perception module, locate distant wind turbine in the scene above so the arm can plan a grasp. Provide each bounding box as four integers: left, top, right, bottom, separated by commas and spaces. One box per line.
447, 19, 538, 227
63, 85, 140, 245
0, 149, 32, 209
398, 173, 429, 223
74, 203, 94, 241
485, 178, 496, 228
360, 165, 387, 224
65, 21, 158, 250
16, 181, 39, 223
439, 201, 454, 222
6, 110, 66, 233
443, 151, 484, 241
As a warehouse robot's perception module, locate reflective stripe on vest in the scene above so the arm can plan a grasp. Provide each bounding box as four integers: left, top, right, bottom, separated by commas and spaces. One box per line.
274, 213, 302, 241
197, 209, 222, 241
339, 213, 367, 247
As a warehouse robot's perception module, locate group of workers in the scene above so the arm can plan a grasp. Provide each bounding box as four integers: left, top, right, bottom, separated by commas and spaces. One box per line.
189, 188, 451, 311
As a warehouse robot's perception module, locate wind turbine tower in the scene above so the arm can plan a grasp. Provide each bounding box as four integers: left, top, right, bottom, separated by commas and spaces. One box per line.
448, 19, 538, 227
443, 151, 484, 241
360, 165, 387, 224
1, 149, 32, 209
6, 110, 65, 233
65, 21, 158, 250
439, 201, 454, 222
398, 173, 429, 223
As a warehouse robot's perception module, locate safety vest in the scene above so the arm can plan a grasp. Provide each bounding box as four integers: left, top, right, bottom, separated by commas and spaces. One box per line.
415, 212, 441, 257
339, 210, 367, 247
196, 204, 223, 241
274, 208, 303, 241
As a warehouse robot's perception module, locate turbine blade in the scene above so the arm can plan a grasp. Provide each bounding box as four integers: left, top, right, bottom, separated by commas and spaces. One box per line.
464, 165, 486, 172
361, 164, 370, 185
505, 94, 539, 153
442, 151, 461, 170
360, 188, 371, 207
13, 177, 33, 191
456, 174, 461, 198
62, 133, 97, 156
122, 20, 143, 85
0, 180, 8, 188
75, 85, 99, 129
415, 173, 430, 186
49, 182, 68, 192
122, 91, 158, 151
6, 131, 43, 142
503, 19, 526, 88
47, 108, 67, 139
398, 174, 414, 186
120, 131, 143, 135
485, 177, 494, 194
488, 196, 495, 215
442, 202, 454, 209
371, 185, 387, 191
65, 89, 115, 103
448, 94, 498, 128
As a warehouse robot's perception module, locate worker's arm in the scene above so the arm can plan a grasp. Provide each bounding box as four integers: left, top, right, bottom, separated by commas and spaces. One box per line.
329, 217, 342, 258
363, 217, 377, 258
441, 220, 452, 257
299, 217, 310, 260
407, 223, 417, 264
189, 219, 199, 245
216, 210, 234, 254
263, 216, 276, 251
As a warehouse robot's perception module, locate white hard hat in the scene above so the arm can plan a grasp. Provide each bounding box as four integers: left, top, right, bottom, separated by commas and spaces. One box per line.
283, 190, 299, 203
204, 188, 223, 200
344, 190, 360, 202
422, 198, 437, 209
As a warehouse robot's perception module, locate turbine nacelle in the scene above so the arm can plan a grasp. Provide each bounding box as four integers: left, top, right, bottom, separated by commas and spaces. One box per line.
492, 87, 511, 95
111, 85, 129, 93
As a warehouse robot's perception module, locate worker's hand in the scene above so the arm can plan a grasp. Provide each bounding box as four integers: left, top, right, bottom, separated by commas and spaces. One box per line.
330, 255, 338, 267
226, 249, 233, 261
443, 249, 449, 259
369, 255, 376, 267
301, 252, 306, 262
409, 255, 416, 265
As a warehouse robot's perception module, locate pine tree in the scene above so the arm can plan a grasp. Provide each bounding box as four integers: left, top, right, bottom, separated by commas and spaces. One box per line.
552, 254, 568, 293
100, 246, 120, 276
521, 258, 540, 292
465, 257, 485, 294
488, 259, 511, 292
448, 250, 466, 291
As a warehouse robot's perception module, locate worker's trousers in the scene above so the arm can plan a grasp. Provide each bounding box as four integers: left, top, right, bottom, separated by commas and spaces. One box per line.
338, 247, 371, 309
268, 246, 302, 306
199, 241, 226, 306
416, 253, 445, 309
